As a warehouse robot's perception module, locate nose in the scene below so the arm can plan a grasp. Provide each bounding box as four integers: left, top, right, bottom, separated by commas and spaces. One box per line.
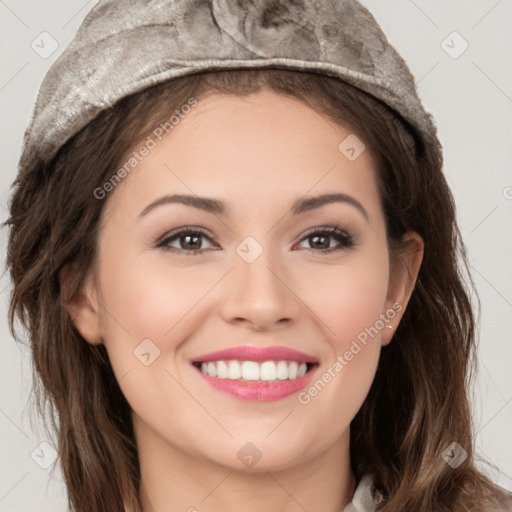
220, 244, 301, 332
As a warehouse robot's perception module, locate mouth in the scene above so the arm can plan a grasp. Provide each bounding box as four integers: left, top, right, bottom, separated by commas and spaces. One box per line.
192, 360, 318, 381
190, 345, 319, 401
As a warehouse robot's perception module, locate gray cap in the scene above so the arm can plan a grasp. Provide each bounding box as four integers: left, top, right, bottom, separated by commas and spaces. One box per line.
21, 0, 439, 166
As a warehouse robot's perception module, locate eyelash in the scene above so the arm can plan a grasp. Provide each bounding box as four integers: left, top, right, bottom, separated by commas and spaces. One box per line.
155, 225, 356, 255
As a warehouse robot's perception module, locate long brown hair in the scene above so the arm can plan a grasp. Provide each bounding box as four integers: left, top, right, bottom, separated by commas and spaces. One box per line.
4, 69, 510, 511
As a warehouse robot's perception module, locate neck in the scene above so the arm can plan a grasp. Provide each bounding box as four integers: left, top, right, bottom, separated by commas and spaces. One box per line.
136, 422, 356, 512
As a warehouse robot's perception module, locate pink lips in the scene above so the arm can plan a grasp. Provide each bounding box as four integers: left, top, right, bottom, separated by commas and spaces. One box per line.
191, 345, 319, 364
191, 345, 319, 402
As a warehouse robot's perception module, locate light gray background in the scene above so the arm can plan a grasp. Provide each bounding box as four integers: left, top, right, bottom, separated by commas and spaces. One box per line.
1, 1, 511, 510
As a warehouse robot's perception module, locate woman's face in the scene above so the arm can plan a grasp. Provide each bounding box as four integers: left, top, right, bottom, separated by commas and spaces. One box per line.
70, 89, 423, 472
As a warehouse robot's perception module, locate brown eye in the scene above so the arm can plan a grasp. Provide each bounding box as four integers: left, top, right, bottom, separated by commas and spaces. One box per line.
158, 228, 216, 254
296, 227, 355, 252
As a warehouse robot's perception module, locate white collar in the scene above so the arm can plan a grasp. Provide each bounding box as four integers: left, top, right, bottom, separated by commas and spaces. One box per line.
342, 475, 377, 512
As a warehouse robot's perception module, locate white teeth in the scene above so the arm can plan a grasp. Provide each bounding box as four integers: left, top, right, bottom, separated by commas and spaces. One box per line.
260, 361, 277, 381
228, 360, 242, 379
216, 360, 228, 379
207, 362, 217, 378
276, 361, 288, 380
288, 361, 298, 379
198, 360, 311, 381
241, 361, 260, 380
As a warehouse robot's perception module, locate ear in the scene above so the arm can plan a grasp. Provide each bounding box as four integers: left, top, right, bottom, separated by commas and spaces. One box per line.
60, 264, 104, 346
381, 231, 424, 346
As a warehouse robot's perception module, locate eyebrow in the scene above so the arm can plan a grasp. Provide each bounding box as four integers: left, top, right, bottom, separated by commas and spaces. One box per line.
138, 193, 369, 221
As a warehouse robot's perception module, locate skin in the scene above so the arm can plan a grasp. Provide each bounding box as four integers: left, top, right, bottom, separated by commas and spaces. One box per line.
67, 90, 424, 512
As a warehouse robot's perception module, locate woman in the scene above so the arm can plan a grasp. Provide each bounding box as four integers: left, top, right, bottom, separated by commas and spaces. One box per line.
4, 1, 511, 510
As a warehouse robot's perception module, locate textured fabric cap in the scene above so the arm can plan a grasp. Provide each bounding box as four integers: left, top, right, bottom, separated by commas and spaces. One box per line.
21, 0, 440, 168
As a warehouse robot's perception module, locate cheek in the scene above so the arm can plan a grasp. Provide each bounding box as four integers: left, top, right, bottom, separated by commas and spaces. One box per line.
293, 249, 389, 422
94, 257, 207, 429
99, 254, 214, 343
300, 250, 390, 348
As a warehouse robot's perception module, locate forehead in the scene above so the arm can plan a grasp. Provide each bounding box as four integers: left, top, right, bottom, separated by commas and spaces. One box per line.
102, 90, 381, 223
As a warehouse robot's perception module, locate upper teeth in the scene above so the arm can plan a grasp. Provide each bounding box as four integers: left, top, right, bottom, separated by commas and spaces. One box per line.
199, 360, 308, 381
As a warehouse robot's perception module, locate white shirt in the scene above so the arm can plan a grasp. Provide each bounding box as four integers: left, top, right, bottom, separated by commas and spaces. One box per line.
343, 475, 377, 512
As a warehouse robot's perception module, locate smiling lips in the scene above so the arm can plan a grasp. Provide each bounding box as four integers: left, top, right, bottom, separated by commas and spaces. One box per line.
191, 345, 319, 401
